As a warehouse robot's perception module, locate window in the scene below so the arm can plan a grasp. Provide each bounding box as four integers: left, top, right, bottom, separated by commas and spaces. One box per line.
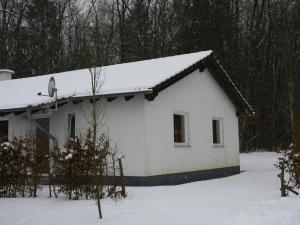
212, 118, 223, 146
173, 113, 189, 145
67, 114, 75, 138
0, 120, 8, 142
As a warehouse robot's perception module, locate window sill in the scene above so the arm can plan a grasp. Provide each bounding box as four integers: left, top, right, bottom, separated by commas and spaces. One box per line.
174, 143, 191, 148
213, 144, 225, 148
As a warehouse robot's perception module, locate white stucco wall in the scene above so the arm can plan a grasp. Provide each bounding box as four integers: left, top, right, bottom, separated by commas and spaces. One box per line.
1, 114, 34, 138
143, 68, 240, 176
1, 96, 147, 176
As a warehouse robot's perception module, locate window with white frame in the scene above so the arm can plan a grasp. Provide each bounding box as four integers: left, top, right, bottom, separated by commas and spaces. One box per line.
67, 113, 75, 139
173, 112, 189, 145
212, 118, 223, 146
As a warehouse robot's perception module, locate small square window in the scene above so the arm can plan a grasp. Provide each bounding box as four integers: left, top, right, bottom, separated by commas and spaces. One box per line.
212, 118, 223, 146
68, 114, 75, 139
0, 120, 8, 142
173, 113, 189, 145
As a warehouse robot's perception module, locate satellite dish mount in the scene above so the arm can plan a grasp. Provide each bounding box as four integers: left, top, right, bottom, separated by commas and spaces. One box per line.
37, 77, 58, 110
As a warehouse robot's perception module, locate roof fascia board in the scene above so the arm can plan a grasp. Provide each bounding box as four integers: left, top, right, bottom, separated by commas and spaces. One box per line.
144, 54, 253, 114
0, 90, 152, 114
206, 54, 253, 113
145, 59, 206, 101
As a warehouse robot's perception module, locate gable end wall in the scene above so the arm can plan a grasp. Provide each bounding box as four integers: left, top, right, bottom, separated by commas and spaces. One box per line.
144, 68, 240, 176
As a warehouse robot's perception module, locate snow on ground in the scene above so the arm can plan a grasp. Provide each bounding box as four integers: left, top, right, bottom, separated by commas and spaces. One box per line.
0, 152, 299, 225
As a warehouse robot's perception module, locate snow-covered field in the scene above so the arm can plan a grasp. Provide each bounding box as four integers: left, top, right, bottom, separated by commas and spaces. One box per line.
1, 152, 299, 225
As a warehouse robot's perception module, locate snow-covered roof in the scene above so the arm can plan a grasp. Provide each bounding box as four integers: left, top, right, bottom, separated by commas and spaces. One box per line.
0, 51, 213, 111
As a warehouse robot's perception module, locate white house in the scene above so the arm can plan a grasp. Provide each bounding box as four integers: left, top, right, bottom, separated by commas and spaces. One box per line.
0, 51, 253, 185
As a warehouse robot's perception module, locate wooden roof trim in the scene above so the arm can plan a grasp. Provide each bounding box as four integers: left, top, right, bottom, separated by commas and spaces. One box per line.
145, 60, 206, 101
144, 53, 253, 114
107, 97, 117, 102
206, 54, 253, 113
0, 90, 152, 115
125, 95, 134, 101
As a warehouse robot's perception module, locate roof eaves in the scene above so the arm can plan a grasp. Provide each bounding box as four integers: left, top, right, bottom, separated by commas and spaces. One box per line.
145, 56, 207, 101
0, 89, 153, 115
144, 52, 253, 115
207, 54, 254, 114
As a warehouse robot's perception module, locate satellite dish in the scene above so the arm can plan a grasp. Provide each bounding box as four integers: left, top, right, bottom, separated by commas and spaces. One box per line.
48, 77, 56, 97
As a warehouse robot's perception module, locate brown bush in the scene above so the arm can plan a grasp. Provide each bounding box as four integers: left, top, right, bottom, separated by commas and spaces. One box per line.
0, 135, 42, 197
276, 145, 300, 196
53, 129, 125, 200
0, 130, 125, 199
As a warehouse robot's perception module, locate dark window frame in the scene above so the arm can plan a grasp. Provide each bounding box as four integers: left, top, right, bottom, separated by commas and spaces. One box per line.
173, 112, 189, 145
212, 118, 223, 146
68, 113, 76, 139
0, 120, 9, 142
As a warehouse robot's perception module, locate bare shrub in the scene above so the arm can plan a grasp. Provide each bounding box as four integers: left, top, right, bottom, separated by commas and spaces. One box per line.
0, 135, 43, 197
54, 129, 125, 200
276, 145, 300, 197
0, 131, 126, 201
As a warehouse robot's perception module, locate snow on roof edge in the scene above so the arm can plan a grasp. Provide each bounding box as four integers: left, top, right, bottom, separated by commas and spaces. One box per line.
212, 55, 254, 113
0, 89, 153, 113
0, 50, 213, 112
9, 50, 213, 81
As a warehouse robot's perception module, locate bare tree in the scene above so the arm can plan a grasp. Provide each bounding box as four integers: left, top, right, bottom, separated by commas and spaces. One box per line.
88, 67, 105, 219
